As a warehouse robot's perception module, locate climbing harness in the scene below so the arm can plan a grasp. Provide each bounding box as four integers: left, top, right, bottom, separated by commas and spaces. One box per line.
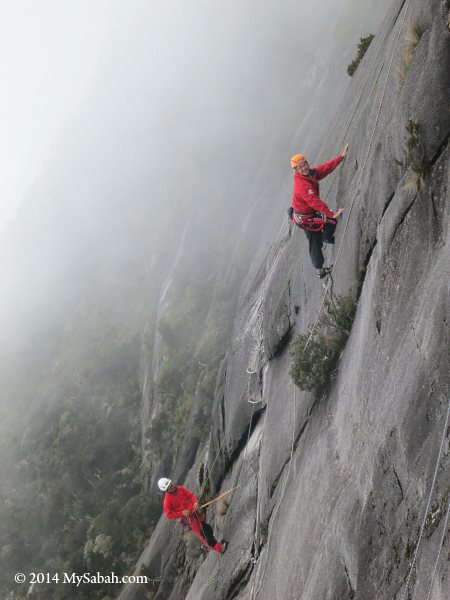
288, 206, 337, 233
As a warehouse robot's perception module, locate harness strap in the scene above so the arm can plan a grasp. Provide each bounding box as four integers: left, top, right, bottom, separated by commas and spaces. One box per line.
291, 210, 330, 232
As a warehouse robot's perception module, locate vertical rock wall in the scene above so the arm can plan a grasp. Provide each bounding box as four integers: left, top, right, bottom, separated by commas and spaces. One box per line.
117, 1, 450, 598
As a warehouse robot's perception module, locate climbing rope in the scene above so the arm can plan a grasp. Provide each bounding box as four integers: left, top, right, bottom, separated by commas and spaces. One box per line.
308, 0, 405, 200
148, 4, 427, 599
329, 0, 413, 286
256, 5, 395, 360
203, 224, 294, 564
265, 43, 389, 356
243, 400, 262, 565
252, 0, 415, 596
424, 497, 450, 600
198, 485, 240, 510
267, 57, 386, 355
247, 0, 404, 372
201, 0, 411, 506
288, 0, 414, 345
399, 396, 450, 600
169, 5, 429, 598
250, 385, 297, 599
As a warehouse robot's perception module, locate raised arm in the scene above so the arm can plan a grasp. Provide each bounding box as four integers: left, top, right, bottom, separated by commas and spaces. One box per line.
314, 155, 344, 180
315, 144, 348, 179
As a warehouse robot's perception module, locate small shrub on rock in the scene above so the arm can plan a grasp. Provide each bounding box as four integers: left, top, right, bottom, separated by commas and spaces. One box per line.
396, 119, 431, 190
290, 293, 357, 399
347, 34, 375, 76
216, 498, 230, 517
396, 21, 424, 84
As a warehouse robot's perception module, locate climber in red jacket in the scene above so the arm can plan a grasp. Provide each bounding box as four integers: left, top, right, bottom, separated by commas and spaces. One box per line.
158, 478, 226, 554
290, 144, 349, 279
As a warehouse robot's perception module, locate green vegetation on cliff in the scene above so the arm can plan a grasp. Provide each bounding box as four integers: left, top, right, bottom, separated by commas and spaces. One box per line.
347, 34, 375, 76
396, 119, 431, 190
290, 293, 357, 398
148, 270, 240, 464
0, 280, 159, 600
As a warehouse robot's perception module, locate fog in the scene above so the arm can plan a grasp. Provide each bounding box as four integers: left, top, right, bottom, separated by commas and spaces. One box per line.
0, 0, 393, 383
0, 3, 397, 595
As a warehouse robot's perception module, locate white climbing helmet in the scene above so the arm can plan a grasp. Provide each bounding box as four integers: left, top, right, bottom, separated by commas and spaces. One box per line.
158, 477, 172, 492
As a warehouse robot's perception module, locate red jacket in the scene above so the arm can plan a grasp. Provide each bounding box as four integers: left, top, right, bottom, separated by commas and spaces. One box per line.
163, 486, 198, 520
292, 155, 343, 218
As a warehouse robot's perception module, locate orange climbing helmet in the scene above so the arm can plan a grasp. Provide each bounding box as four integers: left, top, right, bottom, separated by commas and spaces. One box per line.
290, 154, 307, 169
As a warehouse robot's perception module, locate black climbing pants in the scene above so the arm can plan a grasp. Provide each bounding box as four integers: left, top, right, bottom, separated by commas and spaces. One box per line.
304, 222, 336, 269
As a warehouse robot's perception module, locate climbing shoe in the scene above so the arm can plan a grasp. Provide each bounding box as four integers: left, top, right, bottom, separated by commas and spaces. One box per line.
324, 236, 335, 244
317, 266, 332, 279
220, 540, 228, 554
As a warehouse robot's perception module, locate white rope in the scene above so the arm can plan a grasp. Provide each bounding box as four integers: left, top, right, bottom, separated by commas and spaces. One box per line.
399, 397, 450, 600
283, 13, 394, 355
207, 1, 415, 592
289, 0, 411, 353
251, 384, 297, 599
248, 397, 264, 405
242, 401, 262, 565
245, 226, 290, 398
250, 2, 415, 597
425, 498, 450, 600
329, 0, 413, 286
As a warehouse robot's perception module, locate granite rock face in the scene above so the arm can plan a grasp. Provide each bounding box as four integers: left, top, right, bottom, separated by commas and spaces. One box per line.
118, 1, 450, 598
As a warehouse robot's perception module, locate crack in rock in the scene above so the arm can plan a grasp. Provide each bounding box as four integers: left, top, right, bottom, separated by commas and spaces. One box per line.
269, 416, 310, 498
340, 557, 356, 599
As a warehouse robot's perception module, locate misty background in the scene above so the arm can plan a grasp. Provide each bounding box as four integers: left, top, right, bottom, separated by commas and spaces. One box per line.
0, 1, 393, 598
0, 0, 393, 357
